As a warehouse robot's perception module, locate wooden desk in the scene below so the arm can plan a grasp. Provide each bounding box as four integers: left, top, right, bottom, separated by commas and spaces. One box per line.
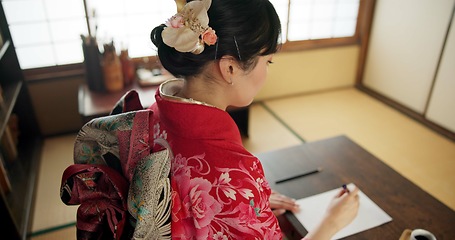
78, 83, 250, 136
78, 83, 158, 122
257, 136, 455, 239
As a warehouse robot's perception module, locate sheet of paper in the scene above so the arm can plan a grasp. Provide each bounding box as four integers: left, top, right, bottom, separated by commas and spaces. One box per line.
293, 183, 392, 240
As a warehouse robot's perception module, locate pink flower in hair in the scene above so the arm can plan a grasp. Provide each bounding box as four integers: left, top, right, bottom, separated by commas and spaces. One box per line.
202, 27, 217, 46
165, 14, 184, 28
162, 0, 215, 54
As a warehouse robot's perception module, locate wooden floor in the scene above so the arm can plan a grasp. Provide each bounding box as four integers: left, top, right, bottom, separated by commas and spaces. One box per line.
29, 87, 455, 240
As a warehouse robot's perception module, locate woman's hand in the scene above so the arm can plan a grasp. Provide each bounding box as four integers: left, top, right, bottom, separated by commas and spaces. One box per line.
305, 186, 360, 240
269, 190, 300, 216
324, 186, 360, 231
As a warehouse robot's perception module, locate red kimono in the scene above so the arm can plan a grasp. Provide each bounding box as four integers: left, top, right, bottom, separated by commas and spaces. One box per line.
149, 79, 282, 239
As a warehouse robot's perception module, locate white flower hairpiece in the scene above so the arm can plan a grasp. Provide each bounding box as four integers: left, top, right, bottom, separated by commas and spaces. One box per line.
162, 0, 218, 54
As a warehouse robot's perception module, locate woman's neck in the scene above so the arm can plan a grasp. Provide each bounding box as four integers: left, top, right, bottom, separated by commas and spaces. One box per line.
176, 77, 229, 110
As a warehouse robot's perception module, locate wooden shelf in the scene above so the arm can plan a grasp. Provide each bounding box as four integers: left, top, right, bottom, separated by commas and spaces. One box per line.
0, 81, 21, 137
1, 136, 42, 237
0, 40, 10, 61
1, 2, 43, 239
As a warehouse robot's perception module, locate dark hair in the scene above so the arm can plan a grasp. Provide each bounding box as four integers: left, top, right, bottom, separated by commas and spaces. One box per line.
151, 0, 281, 77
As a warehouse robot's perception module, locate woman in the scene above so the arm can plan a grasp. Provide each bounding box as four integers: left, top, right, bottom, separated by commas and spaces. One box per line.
149, 0, 359, 239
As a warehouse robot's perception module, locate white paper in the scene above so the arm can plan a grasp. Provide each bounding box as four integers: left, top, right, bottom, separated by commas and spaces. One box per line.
293, 183, 392, 240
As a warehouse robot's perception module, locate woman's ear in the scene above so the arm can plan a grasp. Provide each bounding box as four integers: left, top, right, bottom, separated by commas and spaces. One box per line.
218, 56, 236, 85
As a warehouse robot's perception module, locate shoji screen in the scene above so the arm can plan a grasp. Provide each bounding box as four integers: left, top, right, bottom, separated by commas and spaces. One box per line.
426, 13, 455, 132
363, 0, 454, 114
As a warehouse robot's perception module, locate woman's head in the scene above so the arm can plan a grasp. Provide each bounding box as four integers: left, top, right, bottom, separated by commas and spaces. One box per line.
151, 0, 281, 78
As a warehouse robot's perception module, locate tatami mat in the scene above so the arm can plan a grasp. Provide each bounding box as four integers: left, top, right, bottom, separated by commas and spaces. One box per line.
32, 134, 78, 233
30, 87, 455, 239
30, 225, 76, 240
243, 103, 302, 154
263, 88, 455, 211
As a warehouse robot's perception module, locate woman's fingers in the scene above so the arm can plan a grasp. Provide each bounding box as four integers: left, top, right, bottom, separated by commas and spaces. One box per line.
270, 190, 300, 213
336, 185, 359, 198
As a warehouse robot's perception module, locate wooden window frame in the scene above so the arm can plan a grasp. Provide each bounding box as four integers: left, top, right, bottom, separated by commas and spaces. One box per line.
23, 0, 376, 82
280, 0, 374, 52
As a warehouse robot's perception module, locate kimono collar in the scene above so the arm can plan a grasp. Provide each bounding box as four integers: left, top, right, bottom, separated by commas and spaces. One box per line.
155, 79, 243, 144
159, 78, 219, 109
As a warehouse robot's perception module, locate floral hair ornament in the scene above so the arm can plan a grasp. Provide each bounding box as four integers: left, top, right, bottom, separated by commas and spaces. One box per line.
162, 0, 218, 54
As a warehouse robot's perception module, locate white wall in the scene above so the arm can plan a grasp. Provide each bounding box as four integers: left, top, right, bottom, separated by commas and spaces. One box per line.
28, 76, 84, 136
363, 0, 454, 114
256, 45, 359, 100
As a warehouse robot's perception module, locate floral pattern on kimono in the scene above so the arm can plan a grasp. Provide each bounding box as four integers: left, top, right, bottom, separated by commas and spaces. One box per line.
148, 80, 282, 240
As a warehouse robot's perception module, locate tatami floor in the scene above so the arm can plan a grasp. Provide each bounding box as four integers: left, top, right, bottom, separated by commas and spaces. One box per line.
29, 87, 455, 240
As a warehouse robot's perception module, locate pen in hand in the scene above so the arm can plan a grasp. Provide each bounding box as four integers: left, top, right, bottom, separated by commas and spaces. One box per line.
342, 184, 350, 194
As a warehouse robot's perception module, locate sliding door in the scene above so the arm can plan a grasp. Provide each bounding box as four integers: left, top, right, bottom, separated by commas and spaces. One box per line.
363, 0, 454, 114
426, 13, 455, 132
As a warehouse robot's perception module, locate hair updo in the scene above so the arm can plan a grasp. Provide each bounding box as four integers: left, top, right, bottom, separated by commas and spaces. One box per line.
150, 0, 281, 78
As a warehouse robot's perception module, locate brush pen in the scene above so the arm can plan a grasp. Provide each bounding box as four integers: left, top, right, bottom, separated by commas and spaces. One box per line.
275, 167, 322, 184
